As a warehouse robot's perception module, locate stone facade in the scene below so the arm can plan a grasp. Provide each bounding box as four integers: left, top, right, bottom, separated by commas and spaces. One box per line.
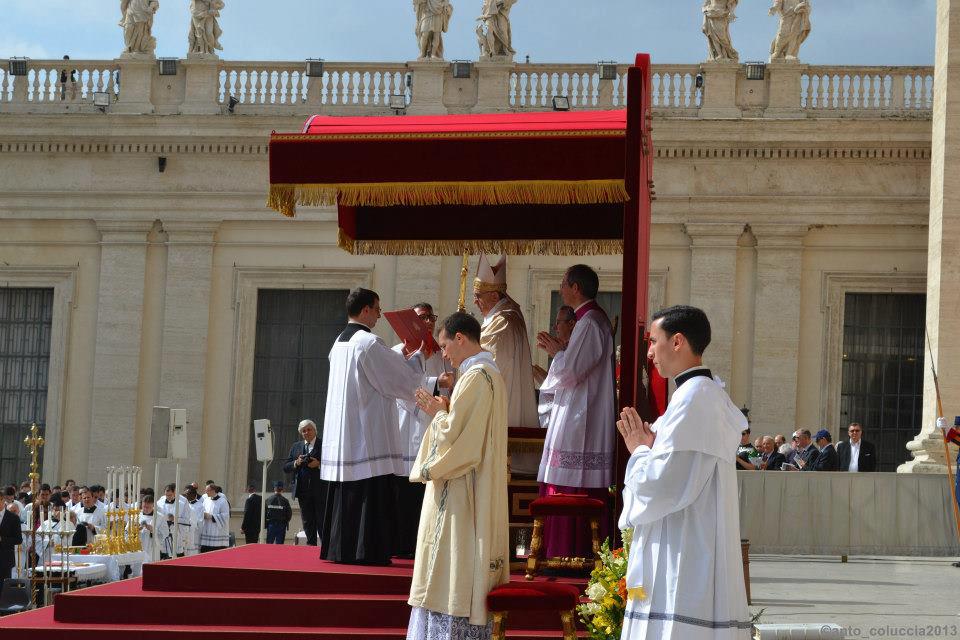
0, 56, 944, 493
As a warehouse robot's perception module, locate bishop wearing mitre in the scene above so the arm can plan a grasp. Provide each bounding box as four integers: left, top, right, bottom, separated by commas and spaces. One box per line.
473, 256, 540, 474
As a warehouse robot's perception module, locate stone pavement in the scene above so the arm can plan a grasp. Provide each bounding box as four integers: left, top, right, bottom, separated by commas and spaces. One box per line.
749, 555, 960, 639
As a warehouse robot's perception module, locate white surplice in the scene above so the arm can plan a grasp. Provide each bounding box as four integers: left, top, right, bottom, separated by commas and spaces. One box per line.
619, 373, 751, 640
199, 494, 230, 549
75, 504, 108, 534
393, 345, 450, 475
185, 498, 204, 555
139, 510, 169, 563
321, 324, 424, 482
538, 304, 616, 488
155, 495, 192, 556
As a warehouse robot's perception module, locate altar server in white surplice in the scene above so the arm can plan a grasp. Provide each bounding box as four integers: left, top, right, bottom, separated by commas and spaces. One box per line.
199, 484, 230, 553
320, 287, 425, 566
392, 302, 453, 558
617, 305, 751, 640
156, 483, 192, 558
138, 495, 167, 564
535, 265, 616, 559
184, 486, 204, 556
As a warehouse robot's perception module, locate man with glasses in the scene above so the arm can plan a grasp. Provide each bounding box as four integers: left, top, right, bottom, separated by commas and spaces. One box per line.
392, 302, 453, 558
320, 287, 425, 565
836, 422, 877, 472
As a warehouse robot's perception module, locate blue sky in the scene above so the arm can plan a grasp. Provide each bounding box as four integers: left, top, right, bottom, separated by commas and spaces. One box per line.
1, 1, 936, 65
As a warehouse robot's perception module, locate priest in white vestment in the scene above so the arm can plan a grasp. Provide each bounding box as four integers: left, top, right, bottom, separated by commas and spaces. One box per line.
184, 486, 204, 556
156, 483, 192, 558
407, 312, 509, 640
617, 305, 751, 640
392, 302, 453, 558
320, 287, 426, 566
73, 486, 108, 547
199, 484, 230, 553
473, 254, 540, 476
536, 265, 616, 558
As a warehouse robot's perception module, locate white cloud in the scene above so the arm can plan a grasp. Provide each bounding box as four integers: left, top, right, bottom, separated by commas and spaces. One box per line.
0, 35, 53, 60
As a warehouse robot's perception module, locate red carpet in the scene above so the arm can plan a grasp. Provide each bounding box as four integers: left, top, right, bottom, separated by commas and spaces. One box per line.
0, 545, 587, 639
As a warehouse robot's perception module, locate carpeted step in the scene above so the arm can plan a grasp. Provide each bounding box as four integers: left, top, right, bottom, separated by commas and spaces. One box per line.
141, 545, 415, 594
53, 578, 583, 631
0, 607, 587, 640
53, 580, 414, 628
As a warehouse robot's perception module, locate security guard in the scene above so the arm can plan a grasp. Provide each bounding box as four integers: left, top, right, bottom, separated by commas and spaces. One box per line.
265, 481, 292, 544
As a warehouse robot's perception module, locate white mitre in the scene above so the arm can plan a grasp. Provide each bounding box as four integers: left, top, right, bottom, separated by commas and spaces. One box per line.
474, 254, 508, 294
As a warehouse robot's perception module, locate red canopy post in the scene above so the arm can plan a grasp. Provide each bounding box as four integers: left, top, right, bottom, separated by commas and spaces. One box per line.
620, 53, 657, 415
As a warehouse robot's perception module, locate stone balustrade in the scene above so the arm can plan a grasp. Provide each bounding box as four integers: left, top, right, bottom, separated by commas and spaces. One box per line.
801, 65, 934, 114
218, 61, 412, 113
0, 59, 118, 107
0, 57, 934, 119
509, 63, 702, 114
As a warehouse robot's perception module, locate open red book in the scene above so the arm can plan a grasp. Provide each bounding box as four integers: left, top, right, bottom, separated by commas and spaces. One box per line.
384, 308, 440, 357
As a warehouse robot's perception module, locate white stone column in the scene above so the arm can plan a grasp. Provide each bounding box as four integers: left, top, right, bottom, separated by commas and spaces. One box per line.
157, 221, 217, 483
87, 221, 153, 479
407, 59, 448, 115
750, 225, 807, 434
698, 61, 742, 119
901, 0, 960, 473
685, 223, 744, 386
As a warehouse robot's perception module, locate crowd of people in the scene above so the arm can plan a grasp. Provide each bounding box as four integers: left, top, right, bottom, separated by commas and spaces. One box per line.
735, 422, 877, 472
0, 478, 252, 581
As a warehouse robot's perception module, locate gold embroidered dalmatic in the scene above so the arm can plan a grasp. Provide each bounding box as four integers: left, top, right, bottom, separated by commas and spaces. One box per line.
407, 354, 509, 626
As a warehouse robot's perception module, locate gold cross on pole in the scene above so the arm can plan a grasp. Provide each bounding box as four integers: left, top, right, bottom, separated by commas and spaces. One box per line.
24, 423, 44, 483
458, 253, 469, 312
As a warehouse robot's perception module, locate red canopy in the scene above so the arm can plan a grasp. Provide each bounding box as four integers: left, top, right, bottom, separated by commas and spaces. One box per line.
268, 53, 664, 532
269, 110, 634, 255
267, 53, 660, 410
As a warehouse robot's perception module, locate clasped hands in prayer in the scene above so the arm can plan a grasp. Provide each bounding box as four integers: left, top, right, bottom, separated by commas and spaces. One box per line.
617, 406, 656, 454
415, 387, 449, 417
535, 331, 564, 357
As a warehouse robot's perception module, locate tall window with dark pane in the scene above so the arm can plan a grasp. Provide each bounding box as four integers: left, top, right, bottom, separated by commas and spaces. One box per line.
0, 288, 54, 483
248, 289, 349, 487
840, 293, 926, 472
549, 291, 622, 349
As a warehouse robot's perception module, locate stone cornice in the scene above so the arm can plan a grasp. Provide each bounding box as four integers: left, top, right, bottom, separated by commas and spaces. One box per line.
654, 146, 931, 161
0, 139, 932, 161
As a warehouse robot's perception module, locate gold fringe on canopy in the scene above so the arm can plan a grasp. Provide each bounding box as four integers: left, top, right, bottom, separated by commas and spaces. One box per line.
269, 179, 629, 216
336, 230, 623, 257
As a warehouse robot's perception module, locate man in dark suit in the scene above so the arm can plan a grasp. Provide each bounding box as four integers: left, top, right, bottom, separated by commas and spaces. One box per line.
836, 422, 877, 472
791, 429, 820, 471
808, 429, 839, 471
239, 484, 262, 544
758, 436, 786, 471
0, 504, 23, 579
282, 419, 325, 546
